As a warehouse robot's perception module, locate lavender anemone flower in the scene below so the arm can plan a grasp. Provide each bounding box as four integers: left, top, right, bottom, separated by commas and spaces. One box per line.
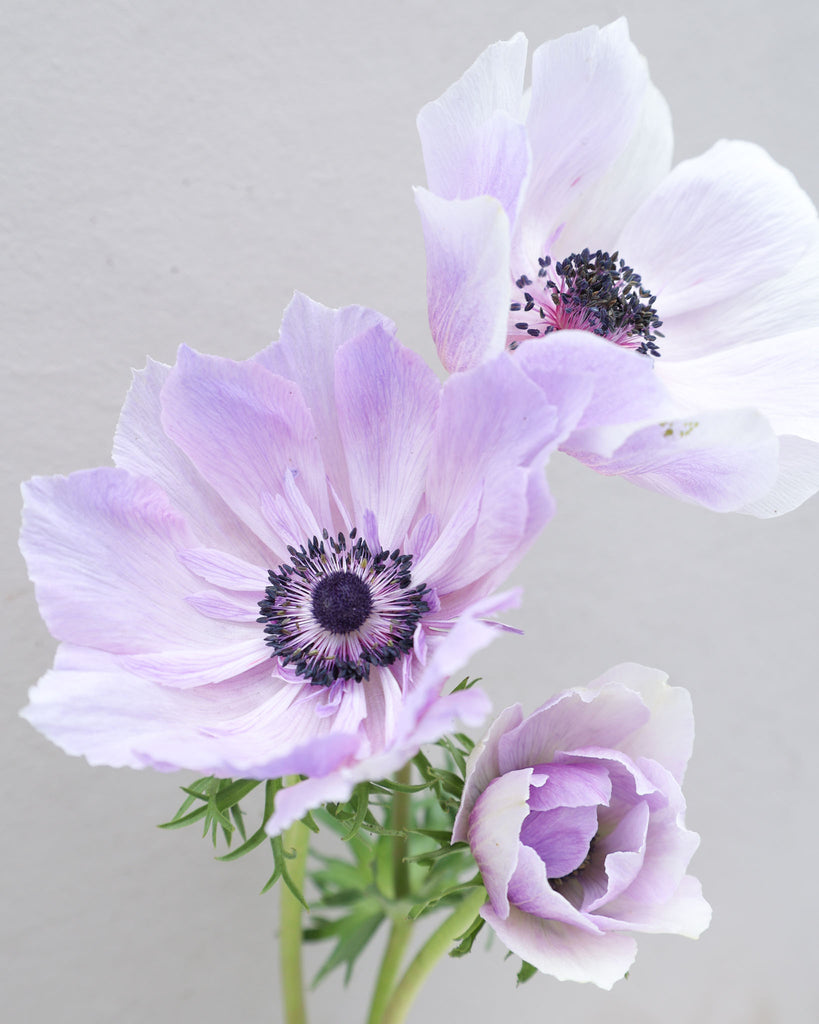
20, 294, 574, 830
416, 19, 819, 516
453, 663, 711, 988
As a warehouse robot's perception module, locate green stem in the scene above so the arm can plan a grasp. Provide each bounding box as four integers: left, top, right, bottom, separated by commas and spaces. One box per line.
391, 764, 411, 900
378, 886, 487, 1024
366, 916, 413, 1024
366, 764, 413, 1024
280, 816, 310, 1024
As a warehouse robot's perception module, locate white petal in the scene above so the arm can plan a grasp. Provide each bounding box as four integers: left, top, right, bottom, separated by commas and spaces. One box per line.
619, 140, 818, 319
740, 435, 819, 517
656, 328, 819, 442
556, 80, 674, 256
468, 769, 533, 917
481, 903, 637, 988
658, 228, 819, 358
596, 874, 712, 937
417, 33, 529, 220
579, 407, 780, 513
517, 19, 650, 267
415, 189, 512, 372
585, 665, 694, 783
496, 686, 649, 774
452, 704, 524, 842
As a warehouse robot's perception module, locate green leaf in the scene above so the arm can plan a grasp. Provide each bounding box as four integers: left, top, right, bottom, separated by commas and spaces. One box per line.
407, 828, 459, 843
310, 859, 370, 894
212, 778, 262, 808
412, 751, 434, 778
449, 915, 485, 958
179, 777, 215, 800
207, 799, 233, 841
308, 907, 385, 986
313, 888, 371, 909
450, 676, 481, 692
403, 844, 467, 868
437, 735, 467, 775
310, 805, 349, 837
342, 784, 374, 840
219, 779, 278, 861
517, 960, 538, 985
408, 878, 481, 920
368, 779, 430, 795
453, 732, 475, 752
158, 777, 261, 833
347, 828, 376, 870
430, 768, 464, 795
203, 777, 259, 844
216, 820, 267, 861
230, 803, 247, 842
261, 835, 308, 907
158, 803, 210, 830
302, 808, 320, 834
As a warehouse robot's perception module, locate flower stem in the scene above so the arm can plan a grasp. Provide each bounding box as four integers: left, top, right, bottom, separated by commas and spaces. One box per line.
366, 764, 413, 1024
391, 764, 411, 900
378, 886, 487, 1024
280, 816, 310, 1024
366, 917, 413, 1024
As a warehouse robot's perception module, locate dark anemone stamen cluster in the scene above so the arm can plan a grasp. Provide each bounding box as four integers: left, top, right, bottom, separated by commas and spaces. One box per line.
509, 249, 663, 356
257, 527, 430, 687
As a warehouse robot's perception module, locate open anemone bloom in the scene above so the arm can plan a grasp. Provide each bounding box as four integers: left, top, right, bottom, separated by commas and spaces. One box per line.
20, 294, 574, 830
453, 664, 711, 988
416, 19, 819, 515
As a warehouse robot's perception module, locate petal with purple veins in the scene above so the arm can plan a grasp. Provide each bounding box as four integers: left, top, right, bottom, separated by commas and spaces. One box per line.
20, 469, 239, 655
161, 346, 330, 557
334, 328, 440, 551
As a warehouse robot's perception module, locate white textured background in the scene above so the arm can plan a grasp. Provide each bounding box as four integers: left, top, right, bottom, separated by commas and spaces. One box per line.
3, 1, 818, 1021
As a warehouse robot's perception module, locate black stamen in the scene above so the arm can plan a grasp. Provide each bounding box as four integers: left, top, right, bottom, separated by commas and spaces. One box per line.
257, 531, 430, 687
509, 248, 662, 355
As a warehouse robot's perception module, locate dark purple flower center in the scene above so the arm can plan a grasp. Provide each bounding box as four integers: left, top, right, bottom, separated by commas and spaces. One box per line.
257, 528, 430, 686
311, 571, 373, 634
509, 248, 663, 356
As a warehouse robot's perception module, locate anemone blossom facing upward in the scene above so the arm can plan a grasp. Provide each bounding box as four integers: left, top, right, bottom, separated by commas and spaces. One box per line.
20, 293, 578, 830
416, 19, 819, 516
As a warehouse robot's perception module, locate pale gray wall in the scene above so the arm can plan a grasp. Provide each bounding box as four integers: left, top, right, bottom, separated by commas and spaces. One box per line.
3, 1, 818, 1021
